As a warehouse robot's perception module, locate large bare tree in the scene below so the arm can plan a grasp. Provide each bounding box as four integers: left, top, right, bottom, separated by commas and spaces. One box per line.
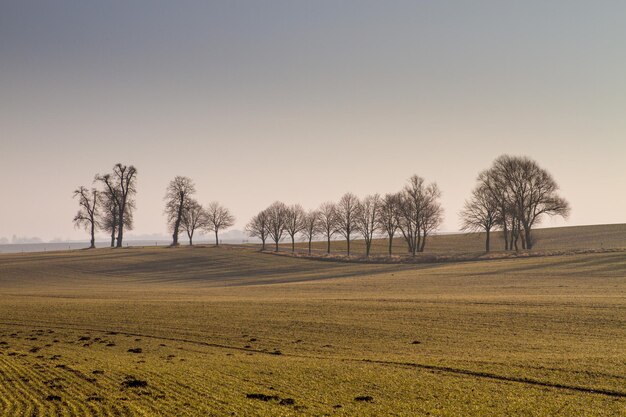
317, 202, 337, 254
98, 185, 133, 248
96, 163, 137, 247
377, 193, 401, 256
284, 204, 305, 252
300, 210, 320, 255
180, 199, 208, 246
73, 186, 99, 249
246, 210, 270, 250
335, 193, 359, 256
164, 176, 196, 246
355, 194, 381, 257
266, 201, 288, 252
490, 155, 570, 249
205, 201, 235, 246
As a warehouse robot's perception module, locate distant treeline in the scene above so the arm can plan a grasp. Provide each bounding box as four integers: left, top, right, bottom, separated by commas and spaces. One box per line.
245, 154, 569, 256
73, 155, 569, 255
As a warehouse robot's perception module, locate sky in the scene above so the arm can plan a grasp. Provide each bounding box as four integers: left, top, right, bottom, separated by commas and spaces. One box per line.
1, 1, 625, 242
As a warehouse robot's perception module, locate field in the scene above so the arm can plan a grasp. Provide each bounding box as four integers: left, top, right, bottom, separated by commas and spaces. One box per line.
0, 237, 625, 415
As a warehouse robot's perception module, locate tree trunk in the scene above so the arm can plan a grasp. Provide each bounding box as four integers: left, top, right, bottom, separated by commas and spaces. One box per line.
524, 226, 533, 250
327, 236, 331, 253
261, 238, 266, 251
116, 217, 124, 247
215, 230, 219, 246
420, 231, 427, 252
365, 240, 371, 257
189, 233, 193, 246
308, 238, 312, 255
388, 234, 393, 256
90, 221, 95, 249
416, 231, 422, 254
275, 240, 279, 252
346, 234, 350, 256
503, 223, 509, 251
485, 229, 490, 252
172, 199, 184, 246
117, 202, 124, 248
291, 236, 295, 252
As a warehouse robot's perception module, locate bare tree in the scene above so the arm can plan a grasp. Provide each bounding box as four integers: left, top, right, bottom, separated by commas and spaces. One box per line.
99, 187, 118, 248
98, 185, 133, 248
335, 193, 359, 256
476, 168, 511, 250
96, 163, 138, 247
205, 201, 235, 246
397, 175, 426, 256
164, 176, 196, 246
73, 186, 99, 249
284, 204, 305, 252
318, 202, 337, 254
418, 184, 443, 252
460, 183, 499, 252
397, 175, 443, 255
300, 210, 320, 255
355, 194, 381, 257
246, 210, 270, 250
490, 155, 570, 249
181, 199, 208, 246
266, 201, 288, 252
377, 193, 401, 256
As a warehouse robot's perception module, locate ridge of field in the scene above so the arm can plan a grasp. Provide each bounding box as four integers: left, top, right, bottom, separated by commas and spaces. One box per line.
286, 223, 626, 255
0, 245, 625, 416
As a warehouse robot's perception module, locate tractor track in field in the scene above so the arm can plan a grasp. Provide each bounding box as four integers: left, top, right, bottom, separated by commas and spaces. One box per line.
1, 320, 625, 400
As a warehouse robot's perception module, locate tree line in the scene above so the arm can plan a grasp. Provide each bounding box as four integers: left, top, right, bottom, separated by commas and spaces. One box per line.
73, 166, 234, 248
245, 174, 444, 257
245, 155, 569, 256
74, 155, 569, 254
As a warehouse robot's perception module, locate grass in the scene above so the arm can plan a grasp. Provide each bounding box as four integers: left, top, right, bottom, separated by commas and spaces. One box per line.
0, 242, 625, 416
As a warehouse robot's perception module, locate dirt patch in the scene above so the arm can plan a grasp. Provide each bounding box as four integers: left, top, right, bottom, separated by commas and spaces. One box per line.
354, 395, 374, 402
121, 376, 148, 389
45, 395, 62, 401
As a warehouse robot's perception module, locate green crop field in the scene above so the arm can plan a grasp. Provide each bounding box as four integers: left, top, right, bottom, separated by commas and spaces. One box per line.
0, 236, 625, 415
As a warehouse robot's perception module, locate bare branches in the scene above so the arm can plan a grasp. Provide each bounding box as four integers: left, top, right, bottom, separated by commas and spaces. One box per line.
459, 183, 499, 251
284, 204, 305, 252
180, 199, 208, 246
205, 202, 235, 246
355, 194, 381, 257
73, 186, 99, 248
397, 176, 442, 255
300, 210, 320, 255
245, 210, 270, 250
377, 193, 401, 255
164, 176, 196, 246
335, 193, 359, 256
96, 163, 137, 248
317, 202, 337, 254
462, 155, 570, 251
265, 201, 288, 252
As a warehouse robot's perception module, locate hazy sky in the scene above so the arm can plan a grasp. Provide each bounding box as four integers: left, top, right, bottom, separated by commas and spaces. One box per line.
1, 1, 625, 241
